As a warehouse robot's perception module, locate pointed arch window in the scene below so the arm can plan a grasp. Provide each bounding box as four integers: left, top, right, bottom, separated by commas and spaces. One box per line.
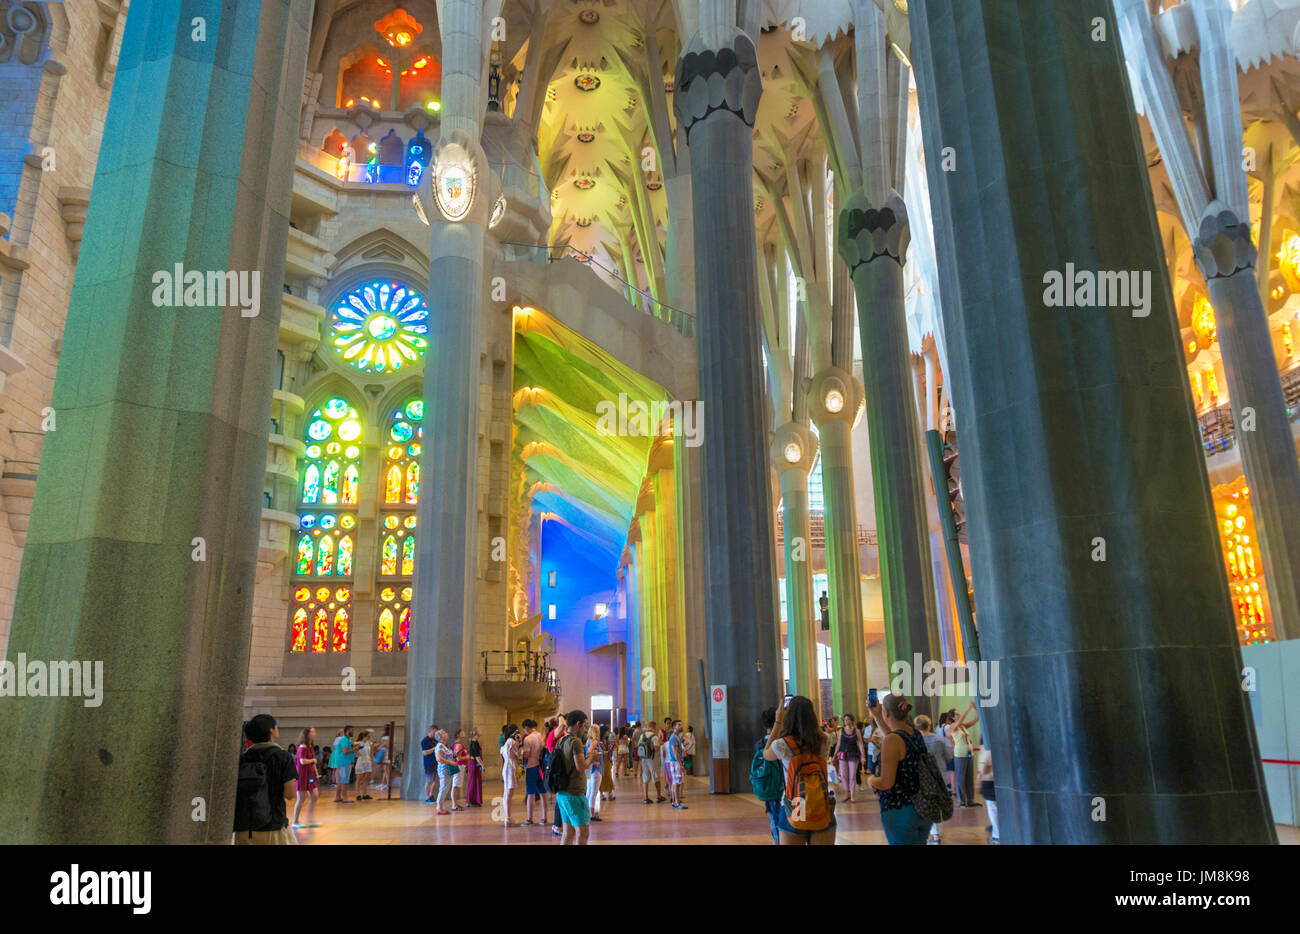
290, 397, 362, 652
376, 398, 423, 651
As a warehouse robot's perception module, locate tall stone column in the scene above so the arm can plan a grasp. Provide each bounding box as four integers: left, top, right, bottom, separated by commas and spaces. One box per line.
911, 0, 1274, 842
403, 0, 491, 800
1196, 210, 1300, 642
673, 423, 709, 773
809, 368, 870, 715
838, 193, 941, 719
675, 30, 780, 791
651, 447, 687, 720
0, 0, 310, 843
772, 423, 819, 708
1115, 0, 1300, 642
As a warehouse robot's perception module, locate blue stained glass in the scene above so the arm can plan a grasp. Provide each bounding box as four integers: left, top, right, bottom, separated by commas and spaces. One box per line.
391, 421, 414, 442
320, 513, 337, 529
300, 514, 316, 529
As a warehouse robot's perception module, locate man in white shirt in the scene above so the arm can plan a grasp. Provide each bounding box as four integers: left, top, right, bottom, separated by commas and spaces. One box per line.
637, 725, 663, 804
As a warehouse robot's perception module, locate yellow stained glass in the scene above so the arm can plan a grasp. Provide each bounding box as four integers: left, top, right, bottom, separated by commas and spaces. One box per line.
342, 465, 359, 505
385, 464, 402, 503
382, 535, 398, 575
319, 535, 335, 575
406, 463, 419, 504
378, 608, 394, 652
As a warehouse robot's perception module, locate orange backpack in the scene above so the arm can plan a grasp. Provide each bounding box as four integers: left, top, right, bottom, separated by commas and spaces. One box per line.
782, 738, 832, 831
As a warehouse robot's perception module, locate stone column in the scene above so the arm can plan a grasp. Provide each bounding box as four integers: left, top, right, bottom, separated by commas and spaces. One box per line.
809, 368, 870, 715
650, 445, 687, 720
1115, 0, 1300, 642
675, 30, 780, 791
772, 423, 819, 707
911, 0, 1274, 843
837, 193, 941, 720
0, 0, 310, 843
403, 0, 491, 800
1196, 208, 1300, 642
673, 423, 710, 773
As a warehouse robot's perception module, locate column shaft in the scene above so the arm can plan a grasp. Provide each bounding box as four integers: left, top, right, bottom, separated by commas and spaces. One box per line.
818, 419, 868, 713
0, 0, 311, 843
911, 0, 1274, 843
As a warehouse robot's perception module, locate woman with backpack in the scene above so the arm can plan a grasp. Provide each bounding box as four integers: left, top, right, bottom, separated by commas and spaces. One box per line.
762, 695, 836, 845
865, 693, 931, 845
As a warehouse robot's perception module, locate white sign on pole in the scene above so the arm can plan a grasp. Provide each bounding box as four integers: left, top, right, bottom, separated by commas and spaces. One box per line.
709, 684, 728, 760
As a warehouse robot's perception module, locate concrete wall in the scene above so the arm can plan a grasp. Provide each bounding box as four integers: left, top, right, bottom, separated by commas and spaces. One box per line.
1242, 640, 1300, 825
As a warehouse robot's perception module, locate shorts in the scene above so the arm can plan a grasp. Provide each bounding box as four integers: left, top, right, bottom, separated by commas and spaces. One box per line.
556, 792, 591, 827
452, 770, 464, 788
663, 759, 683, 785
335, 763, 352, 784
776, 802, 837, 837
525, 765, 546, 796
424, 767, 436, 782
640, 758, 658, 783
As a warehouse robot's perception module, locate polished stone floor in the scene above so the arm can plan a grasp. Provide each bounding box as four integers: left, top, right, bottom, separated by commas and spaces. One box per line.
293, 770, 1006, 845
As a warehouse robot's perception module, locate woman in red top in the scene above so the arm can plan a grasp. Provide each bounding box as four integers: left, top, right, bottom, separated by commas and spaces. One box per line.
292, 726, 319, 829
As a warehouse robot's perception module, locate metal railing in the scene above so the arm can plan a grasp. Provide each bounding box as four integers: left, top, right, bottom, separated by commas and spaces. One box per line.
480, 650, 560, 697
1198, 364, 1300, 457
500, 241, 696, 340
774, 511, 877, 546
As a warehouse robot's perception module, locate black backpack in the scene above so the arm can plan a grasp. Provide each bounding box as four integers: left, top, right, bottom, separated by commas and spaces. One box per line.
233, 747, 275, 836
546, 739, 570, 793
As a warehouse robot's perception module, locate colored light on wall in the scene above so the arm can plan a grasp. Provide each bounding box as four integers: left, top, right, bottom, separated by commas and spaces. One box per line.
1192, 295, 1217, 348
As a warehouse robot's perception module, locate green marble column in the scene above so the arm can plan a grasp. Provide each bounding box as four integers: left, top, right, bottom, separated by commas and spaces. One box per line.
838, 194, 941, 720
772, 423, 818, 708
809, 369, 869, 716
0, 0, 311, 843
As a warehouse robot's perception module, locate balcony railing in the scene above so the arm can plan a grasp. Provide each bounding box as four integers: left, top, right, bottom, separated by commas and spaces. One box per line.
774, 511, 877, 547
480, 650, 560, 697
1198, 364, 1300, 457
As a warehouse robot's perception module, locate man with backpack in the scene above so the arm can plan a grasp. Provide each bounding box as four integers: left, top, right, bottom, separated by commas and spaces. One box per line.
549, 709, 594, 844
637, 722, 664, 803
233, 714, 299, 845
750, 707, 785, 843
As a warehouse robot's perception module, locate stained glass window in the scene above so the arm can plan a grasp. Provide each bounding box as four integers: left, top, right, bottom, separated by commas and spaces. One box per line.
330, 281, 429, 373
290, 395, 360, 652
375, 398, 423, 651
290, 585, 353, 654
377, 585, 413, 652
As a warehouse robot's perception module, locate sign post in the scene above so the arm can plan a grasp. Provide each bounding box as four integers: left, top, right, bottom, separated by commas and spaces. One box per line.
709, 684, 730, 793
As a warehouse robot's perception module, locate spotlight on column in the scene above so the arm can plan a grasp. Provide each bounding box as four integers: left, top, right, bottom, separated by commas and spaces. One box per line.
783, 440, 802, 464
824, 385, 845, 414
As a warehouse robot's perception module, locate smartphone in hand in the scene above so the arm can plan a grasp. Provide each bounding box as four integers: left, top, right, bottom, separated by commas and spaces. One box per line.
782, 694, 793, 709
867, 688, 878, 708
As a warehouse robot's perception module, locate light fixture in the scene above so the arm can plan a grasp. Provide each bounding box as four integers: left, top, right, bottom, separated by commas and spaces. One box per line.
783, 441, 802, 464
824, 388, 845, 414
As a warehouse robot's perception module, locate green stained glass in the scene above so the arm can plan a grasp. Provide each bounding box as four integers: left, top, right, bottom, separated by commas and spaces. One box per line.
295, 534, 313, 574
307, 419, 332, 441
391, 421, 414, 442
318, 534, 335, 575
402, 535, 415, 575
319, 513, 336, 529
338, 535, 354, 576
405, 400, 424, 421
302, 464, 320, 503
305, 444, 321, 459
324, 398, 350, 418
322, 461, 340, 503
